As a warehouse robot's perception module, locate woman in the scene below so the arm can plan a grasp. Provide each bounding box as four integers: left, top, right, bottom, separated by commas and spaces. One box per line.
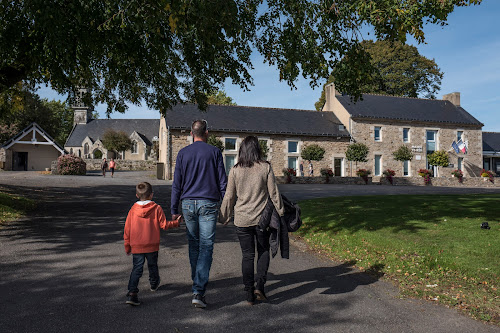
220, 136, 284, 305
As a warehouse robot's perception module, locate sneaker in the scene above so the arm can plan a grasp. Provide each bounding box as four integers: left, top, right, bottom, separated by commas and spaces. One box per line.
150, 277, 161, 291
126, 292, 140, 306
246, 288, 256, 305
192, 294, 207, 308
254, 289, 268, 302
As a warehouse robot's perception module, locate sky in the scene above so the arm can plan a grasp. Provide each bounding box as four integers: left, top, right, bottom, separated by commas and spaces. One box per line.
37, 1, 500, 132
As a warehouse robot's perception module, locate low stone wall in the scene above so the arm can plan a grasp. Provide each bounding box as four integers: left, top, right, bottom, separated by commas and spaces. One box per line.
51, 159, 157, 174
379, 176, 499, 187
276, 176, 372, 185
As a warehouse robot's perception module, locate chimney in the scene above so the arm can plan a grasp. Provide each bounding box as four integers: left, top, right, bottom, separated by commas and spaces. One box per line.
321, 82, 341, 112
442, 92, 460, 106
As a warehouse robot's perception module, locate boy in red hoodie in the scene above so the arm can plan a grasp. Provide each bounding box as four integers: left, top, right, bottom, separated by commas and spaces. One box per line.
124, 182, 179, 306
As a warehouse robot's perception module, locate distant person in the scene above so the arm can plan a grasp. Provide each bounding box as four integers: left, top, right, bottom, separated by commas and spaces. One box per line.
220, 136, 284, 305
101, 158, 108, 177
124, 182, 180, 306
109, 158, 116, 178
299, 161, 304, 177
308, 160, 313, 177
171, 120, 227, 308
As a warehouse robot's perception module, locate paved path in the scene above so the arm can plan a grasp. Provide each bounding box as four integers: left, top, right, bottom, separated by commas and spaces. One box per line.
0, 171, 499, 332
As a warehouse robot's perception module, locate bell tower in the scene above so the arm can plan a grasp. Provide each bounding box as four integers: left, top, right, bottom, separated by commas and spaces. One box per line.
73, 88, 94, 125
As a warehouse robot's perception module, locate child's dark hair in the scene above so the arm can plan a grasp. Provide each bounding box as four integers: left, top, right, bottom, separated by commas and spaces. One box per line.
136, 182, 153, 200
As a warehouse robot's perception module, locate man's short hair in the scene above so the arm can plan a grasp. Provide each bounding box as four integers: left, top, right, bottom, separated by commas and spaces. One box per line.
136, 182, 153, 201
191, 120, 207, 138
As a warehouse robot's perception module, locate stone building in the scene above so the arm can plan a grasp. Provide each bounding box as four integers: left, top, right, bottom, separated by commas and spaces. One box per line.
1, 122, 65, 171
158, 103, 350, 180
483, 132, 500, 176
322, 84, 484, 178
64, 101, 159, 160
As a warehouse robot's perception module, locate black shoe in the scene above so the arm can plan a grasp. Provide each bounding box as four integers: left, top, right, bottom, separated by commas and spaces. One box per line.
246, 288, 256, 305
126, 292, 140, 306
150, 277, 161, 291
192, 294, 207, 308
254, 289, 268, 302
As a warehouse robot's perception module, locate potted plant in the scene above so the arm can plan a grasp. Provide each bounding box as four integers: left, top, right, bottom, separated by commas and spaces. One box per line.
418, 168, 433, 185
382, 169, 396, 185
320, 168, 334, 183
481, 169, 494, 183
356, 168, 371, 184
282, 168, 296, 184
451, 169, 463, 183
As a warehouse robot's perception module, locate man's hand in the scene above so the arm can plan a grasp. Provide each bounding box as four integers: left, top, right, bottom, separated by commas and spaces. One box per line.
172, 214, 183, 224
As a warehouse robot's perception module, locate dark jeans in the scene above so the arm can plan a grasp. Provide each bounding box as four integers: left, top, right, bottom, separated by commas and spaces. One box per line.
127, 251, 159, 293
236, 226, 271, 292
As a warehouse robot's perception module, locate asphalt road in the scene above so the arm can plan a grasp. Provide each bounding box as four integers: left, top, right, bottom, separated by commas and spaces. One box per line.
0, 171, 499, 332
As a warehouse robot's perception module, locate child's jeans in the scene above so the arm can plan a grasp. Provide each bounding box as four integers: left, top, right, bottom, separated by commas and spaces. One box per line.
127, 251, 159, 293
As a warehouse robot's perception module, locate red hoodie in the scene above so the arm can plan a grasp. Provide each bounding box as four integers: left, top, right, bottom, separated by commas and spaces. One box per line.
123, 201, 179, 254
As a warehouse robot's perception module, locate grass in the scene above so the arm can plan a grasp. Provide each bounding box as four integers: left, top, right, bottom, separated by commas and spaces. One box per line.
296, 194, 500, 324
0, 191, 36, 225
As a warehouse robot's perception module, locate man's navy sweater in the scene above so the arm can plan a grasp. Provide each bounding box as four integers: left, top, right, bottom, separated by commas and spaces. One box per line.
171, 141, 228, 215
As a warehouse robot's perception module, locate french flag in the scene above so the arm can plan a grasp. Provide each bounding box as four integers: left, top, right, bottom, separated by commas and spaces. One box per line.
457, 139, 467, 153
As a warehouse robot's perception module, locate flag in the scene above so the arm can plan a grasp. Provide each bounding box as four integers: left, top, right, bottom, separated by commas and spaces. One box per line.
457, 139, 467, 153
451, 141, 460, 154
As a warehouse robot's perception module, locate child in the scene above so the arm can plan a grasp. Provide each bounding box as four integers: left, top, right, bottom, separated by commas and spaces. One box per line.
109, 158, 116, 178
124, 182, 180, 306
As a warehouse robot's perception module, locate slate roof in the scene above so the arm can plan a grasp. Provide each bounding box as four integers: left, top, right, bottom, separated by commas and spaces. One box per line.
483, 132, 500, 152
336, 94, 483, 127
165, 103, 350, 137
65, 119, 160, 147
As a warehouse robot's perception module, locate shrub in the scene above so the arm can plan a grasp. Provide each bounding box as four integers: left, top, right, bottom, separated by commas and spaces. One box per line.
346, 143, 369, 163
418, 168, 432, 185
320, 168, 333, 177
383, 169, 396, 184
282, 168, 296, 184
428, 151, 449, 168
207, 134, 224, 152
356, 168, 371, 184
392, 145, 413, 162
57, 154, 86, 175
451, 169, 463, 183
481, 169, 494, 183
301, 144, 325, 161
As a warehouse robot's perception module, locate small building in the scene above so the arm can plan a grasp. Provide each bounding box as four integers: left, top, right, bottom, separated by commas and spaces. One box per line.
322, 84, 484, 178
483, 132, 500, 176
0, 122, 65, 171
158, 103, 350, 180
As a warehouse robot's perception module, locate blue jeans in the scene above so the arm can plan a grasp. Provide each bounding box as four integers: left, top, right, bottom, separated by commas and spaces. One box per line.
127, 252, 159, 293
182, 199, 219, 295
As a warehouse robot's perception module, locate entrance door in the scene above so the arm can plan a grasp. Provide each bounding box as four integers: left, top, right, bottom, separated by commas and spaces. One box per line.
334, 158, 343, 177
13, 152, 28, 171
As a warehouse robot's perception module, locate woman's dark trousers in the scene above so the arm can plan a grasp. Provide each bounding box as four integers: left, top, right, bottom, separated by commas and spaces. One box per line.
236, 226, 270, 292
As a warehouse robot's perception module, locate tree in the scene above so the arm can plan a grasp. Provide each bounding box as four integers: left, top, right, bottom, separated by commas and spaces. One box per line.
301, 144, 325, 162
259, 140, 268, 159
207, 90, 236, 106
0, 1, 480, 115
346, 143, 369, 174
207, 135, 224, 153
315, 40, 444, 110
393, 145, 414, 162
428, 150, 450, 176
102, 130, 132, 155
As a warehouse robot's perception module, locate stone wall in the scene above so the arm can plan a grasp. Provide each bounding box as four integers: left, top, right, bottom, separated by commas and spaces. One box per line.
276, 176, 372, 185
379, 176, 499, 187
52, 159, 157, 174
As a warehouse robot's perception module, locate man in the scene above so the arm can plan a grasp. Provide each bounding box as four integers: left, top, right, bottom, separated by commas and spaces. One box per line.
171, 120, 227, 308
299, 161, 304, 177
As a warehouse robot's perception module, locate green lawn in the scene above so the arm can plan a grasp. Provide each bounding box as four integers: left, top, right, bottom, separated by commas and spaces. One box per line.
0, 191, 35, 225
296, 194, 500, 324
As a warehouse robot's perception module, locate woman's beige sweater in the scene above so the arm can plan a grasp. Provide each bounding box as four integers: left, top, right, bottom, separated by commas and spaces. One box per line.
220, 162, 284, 227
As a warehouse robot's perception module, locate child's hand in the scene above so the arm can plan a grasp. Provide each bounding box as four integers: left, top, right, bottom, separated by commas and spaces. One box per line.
126, 252, 131, 256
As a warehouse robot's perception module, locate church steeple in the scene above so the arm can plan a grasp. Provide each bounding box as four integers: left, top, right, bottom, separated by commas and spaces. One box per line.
72, 88, 94, 125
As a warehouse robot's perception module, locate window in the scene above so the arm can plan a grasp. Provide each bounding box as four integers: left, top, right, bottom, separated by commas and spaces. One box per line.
484, 158, 490, 171
403, 128, 410, 143
374, 127, 381, 141
225, 138, 236, 151
224, 155, 236, 174
84, 143, 89, 155
288, 141, 298, 153
288, 157, 298, 171
131, 141, 138, 154
426, 130, 437, 152
457, 131, 463, 142
403, 160, 409, 176
374, 155, 381, 176
458, 157, 463, 171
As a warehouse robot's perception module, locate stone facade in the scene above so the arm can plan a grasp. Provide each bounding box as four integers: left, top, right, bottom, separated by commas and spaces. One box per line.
51, 159, 157, 174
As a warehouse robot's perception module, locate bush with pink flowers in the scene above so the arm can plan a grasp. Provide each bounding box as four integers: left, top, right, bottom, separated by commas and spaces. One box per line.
57, 154, 87, 175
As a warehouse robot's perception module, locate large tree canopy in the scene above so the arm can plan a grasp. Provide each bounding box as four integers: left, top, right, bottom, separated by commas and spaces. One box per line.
0, 0, 480, 116
315, 39, 444, 110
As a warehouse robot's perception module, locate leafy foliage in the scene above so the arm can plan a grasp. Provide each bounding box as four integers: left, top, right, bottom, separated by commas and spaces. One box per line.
259, 140, 268, 159
301, 144, 325, 161
393, 145, 414, 162
316, 40, 444, 110
102, 130, 132, 153
57, 154, 86, 175
0, 0, 481, 115
207, 90, 236, 106
428, 151, 450, 167
346, 143, 369, 163
207, 134, 224, 153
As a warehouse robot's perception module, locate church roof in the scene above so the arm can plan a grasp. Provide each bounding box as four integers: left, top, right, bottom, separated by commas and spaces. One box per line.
165, 103, 350, 137
336, 94, 483, 127
483, 132, 500, 152
65, 119, 160, 147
